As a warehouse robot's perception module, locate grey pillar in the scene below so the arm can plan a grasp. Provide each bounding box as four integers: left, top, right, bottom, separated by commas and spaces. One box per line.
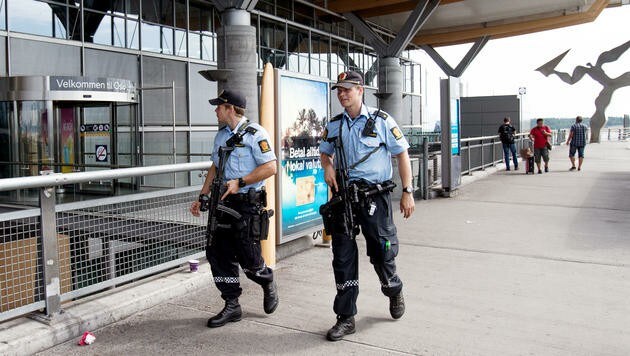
377, 57, 403, 124
217, 9, 259, 122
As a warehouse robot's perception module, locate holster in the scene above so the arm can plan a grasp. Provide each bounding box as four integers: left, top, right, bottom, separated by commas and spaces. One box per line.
319, 199, 355, 237
319, 202, 336, 236
250, 208, 274, 240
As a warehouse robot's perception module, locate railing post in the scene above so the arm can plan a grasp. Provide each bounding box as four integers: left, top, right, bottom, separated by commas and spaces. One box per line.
608, 128, 611, 141
491, 138, 495, 167
480, 139, 485, 171
39, 171, 61, 318
467, 141, 471, 174
422, 137, 429, 200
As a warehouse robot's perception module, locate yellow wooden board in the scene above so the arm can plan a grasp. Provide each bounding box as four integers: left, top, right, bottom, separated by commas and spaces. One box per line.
259, 63, 277, 267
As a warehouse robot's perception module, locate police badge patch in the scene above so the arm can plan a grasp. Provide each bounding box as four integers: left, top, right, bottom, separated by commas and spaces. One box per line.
258, 139, 271, 153
391, 127, 403, 140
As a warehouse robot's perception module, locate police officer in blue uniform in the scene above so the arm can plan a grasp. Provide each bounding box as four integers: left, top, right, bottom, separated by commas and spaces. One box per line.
190, 89, 279, 328
320, 71, 415, 341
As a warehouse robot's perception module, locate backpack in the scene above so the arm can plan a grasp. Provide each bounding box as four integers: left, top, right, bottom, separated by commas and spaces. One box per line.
499, 125, 514, 144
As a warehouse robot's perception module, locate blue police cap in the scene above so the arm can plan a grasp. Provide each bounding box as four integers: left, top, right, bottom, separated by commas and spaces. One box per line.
209, 89, 247, 110
332, 71, 364, 90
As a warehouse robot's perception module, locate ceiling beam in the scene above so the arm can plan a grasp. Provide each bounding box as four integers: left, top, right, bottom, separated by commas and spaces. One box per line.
387, 0, 440, 57
413, 0, 608, 47
211, 0, 259, 12
356, 0, 462, 18
328, 0, 409, 14
344, 12, 389, 55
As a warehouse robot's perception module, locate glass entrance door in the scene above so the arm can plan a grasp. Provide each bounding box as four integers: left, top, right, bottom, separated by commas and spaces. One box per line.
54, 102, 138, 196
79, 104, 115, 194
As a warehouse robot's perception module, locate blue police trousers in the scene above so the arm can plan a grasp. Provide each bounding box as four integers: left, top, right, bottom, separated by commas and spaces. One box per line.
331, 191, 403, 317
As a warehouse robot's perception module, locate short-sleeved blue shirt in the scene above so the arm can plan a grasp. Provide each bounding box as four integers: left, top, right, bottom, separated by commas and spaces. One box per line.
319, 104, 409, 184
212, 117, 277, 193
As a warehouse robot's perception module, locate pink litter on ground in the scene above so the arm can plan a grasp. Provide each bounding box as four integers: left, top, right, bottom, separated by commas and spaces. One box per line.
78, 331, 96, 346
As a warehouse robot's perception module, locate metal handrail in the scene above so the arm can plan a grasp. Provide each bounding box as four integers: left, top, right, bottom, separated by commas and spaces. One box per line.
0, 161, 213, 192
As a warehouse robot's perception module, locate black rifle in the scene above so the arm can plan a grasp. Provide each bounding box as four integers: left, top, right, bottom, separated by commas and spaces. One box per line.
200, 146, 242, 247
319, 135, 360, 239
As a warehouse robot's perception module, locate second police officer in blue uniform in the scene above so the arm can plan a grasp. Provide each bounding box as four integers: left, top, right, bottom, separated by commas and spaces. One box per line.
190, 89, 279, 328
320, 71, 415, 341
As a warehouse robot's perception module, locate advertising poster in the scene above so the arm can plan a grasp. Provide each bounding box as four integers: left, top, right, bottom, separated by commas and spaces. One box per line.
277, 73, 329, 240
60, 108, 75, 173
450, 98, 460, 155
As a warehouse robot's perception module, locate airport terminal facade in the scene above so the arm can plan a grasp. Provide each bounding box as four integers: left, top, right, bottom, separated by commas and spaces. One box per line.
0, 0, 423, 200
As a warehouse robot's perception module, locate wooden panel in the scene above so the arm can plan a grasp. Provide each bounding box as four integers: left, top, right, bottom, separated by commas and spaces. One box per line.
0, 238, 38, 312
328, 0, 408, 13
413, 0, 607, 46
357, 0, 463, 18
58, 234, 72, 295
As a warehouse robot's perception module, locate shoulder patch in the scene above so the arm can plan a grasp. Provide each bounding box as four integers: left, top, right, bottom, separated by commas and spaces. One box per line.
330, 113, 344, 122
258, 139, 271, 153
372, 110, 389, 119
390, 127, 403, 140
245, 126, 258, 135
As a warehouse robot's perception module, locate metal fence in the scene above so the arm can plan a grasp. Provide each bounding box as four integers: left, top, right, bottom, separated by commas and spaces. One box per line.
0, 162, 211, 322
410, 127, 628, 199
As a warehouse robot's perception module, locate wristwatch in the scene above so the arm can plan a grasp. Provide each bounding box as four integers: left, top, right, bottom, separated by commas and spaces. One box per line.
403, 186, 414, 194
238, 177, 247, 188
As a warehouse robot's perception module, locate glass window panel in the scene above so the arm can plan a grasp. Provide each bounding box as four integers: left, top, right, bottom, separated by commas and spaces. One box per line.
299, 55, 309, 74
176, 131, 187, 154
198, 7, 213, 33
175, 29, 186, 57
112, 16, 125, 47
127, 1, 140, 15
175, 0, 186, 29
52, 7, 67, 39
190, 131, 216, 155
85, 0, 124, 12
141, 22, 160, 53
310, 59, 320, 77
127, 19, 139, 49
9, 1, 53, 37
161, 27, 174, 55
288, 54, 298, 72
117, 132, 132, 155
0, 0, 5, 30
189, 4, 201, 31
320, 59, 328, 79
144, 132, 173, 154
91, 14, 113, 45
91, 14, 124, 47
201, 34, 214, 61
142, 22, 175, 54
142, 0, 174, 26
189, 32, 201, 59
142, 155, 174, 187
189, 63, 217, 125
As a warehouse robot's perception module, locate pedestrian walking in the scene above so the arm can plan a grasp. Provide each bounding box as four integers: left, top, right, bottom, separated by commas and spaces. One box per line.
565, 116, 587, 171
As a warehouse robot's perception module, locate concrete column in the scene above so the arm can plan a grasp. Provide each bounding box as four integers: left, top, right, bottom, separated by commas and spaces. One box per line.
377, 56, 403, 124
217, 9, 259, 122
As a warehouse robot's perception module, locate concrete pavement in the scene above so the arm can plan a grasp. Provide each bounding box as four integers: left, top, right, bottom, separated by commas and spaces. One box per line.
4, 141, 630, 355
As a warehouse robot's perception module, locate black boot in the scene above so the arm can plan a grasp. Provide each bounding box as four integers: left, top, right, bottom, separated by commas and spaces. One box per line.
262, 280, 279, 314
326, 315, 355, 341
389, 291, 405, 319
207, 299, 242, 328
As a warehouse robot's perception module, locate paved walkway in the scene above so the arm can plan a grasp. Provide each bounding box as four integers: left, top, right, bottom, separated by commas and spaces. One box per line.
4, 141, 630, 356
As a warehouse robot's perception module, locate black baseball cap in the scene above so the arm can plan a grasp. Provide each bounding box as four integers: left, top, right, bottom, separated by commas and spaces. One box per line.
331, 71, 364, 90
209, 89, 247, 110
